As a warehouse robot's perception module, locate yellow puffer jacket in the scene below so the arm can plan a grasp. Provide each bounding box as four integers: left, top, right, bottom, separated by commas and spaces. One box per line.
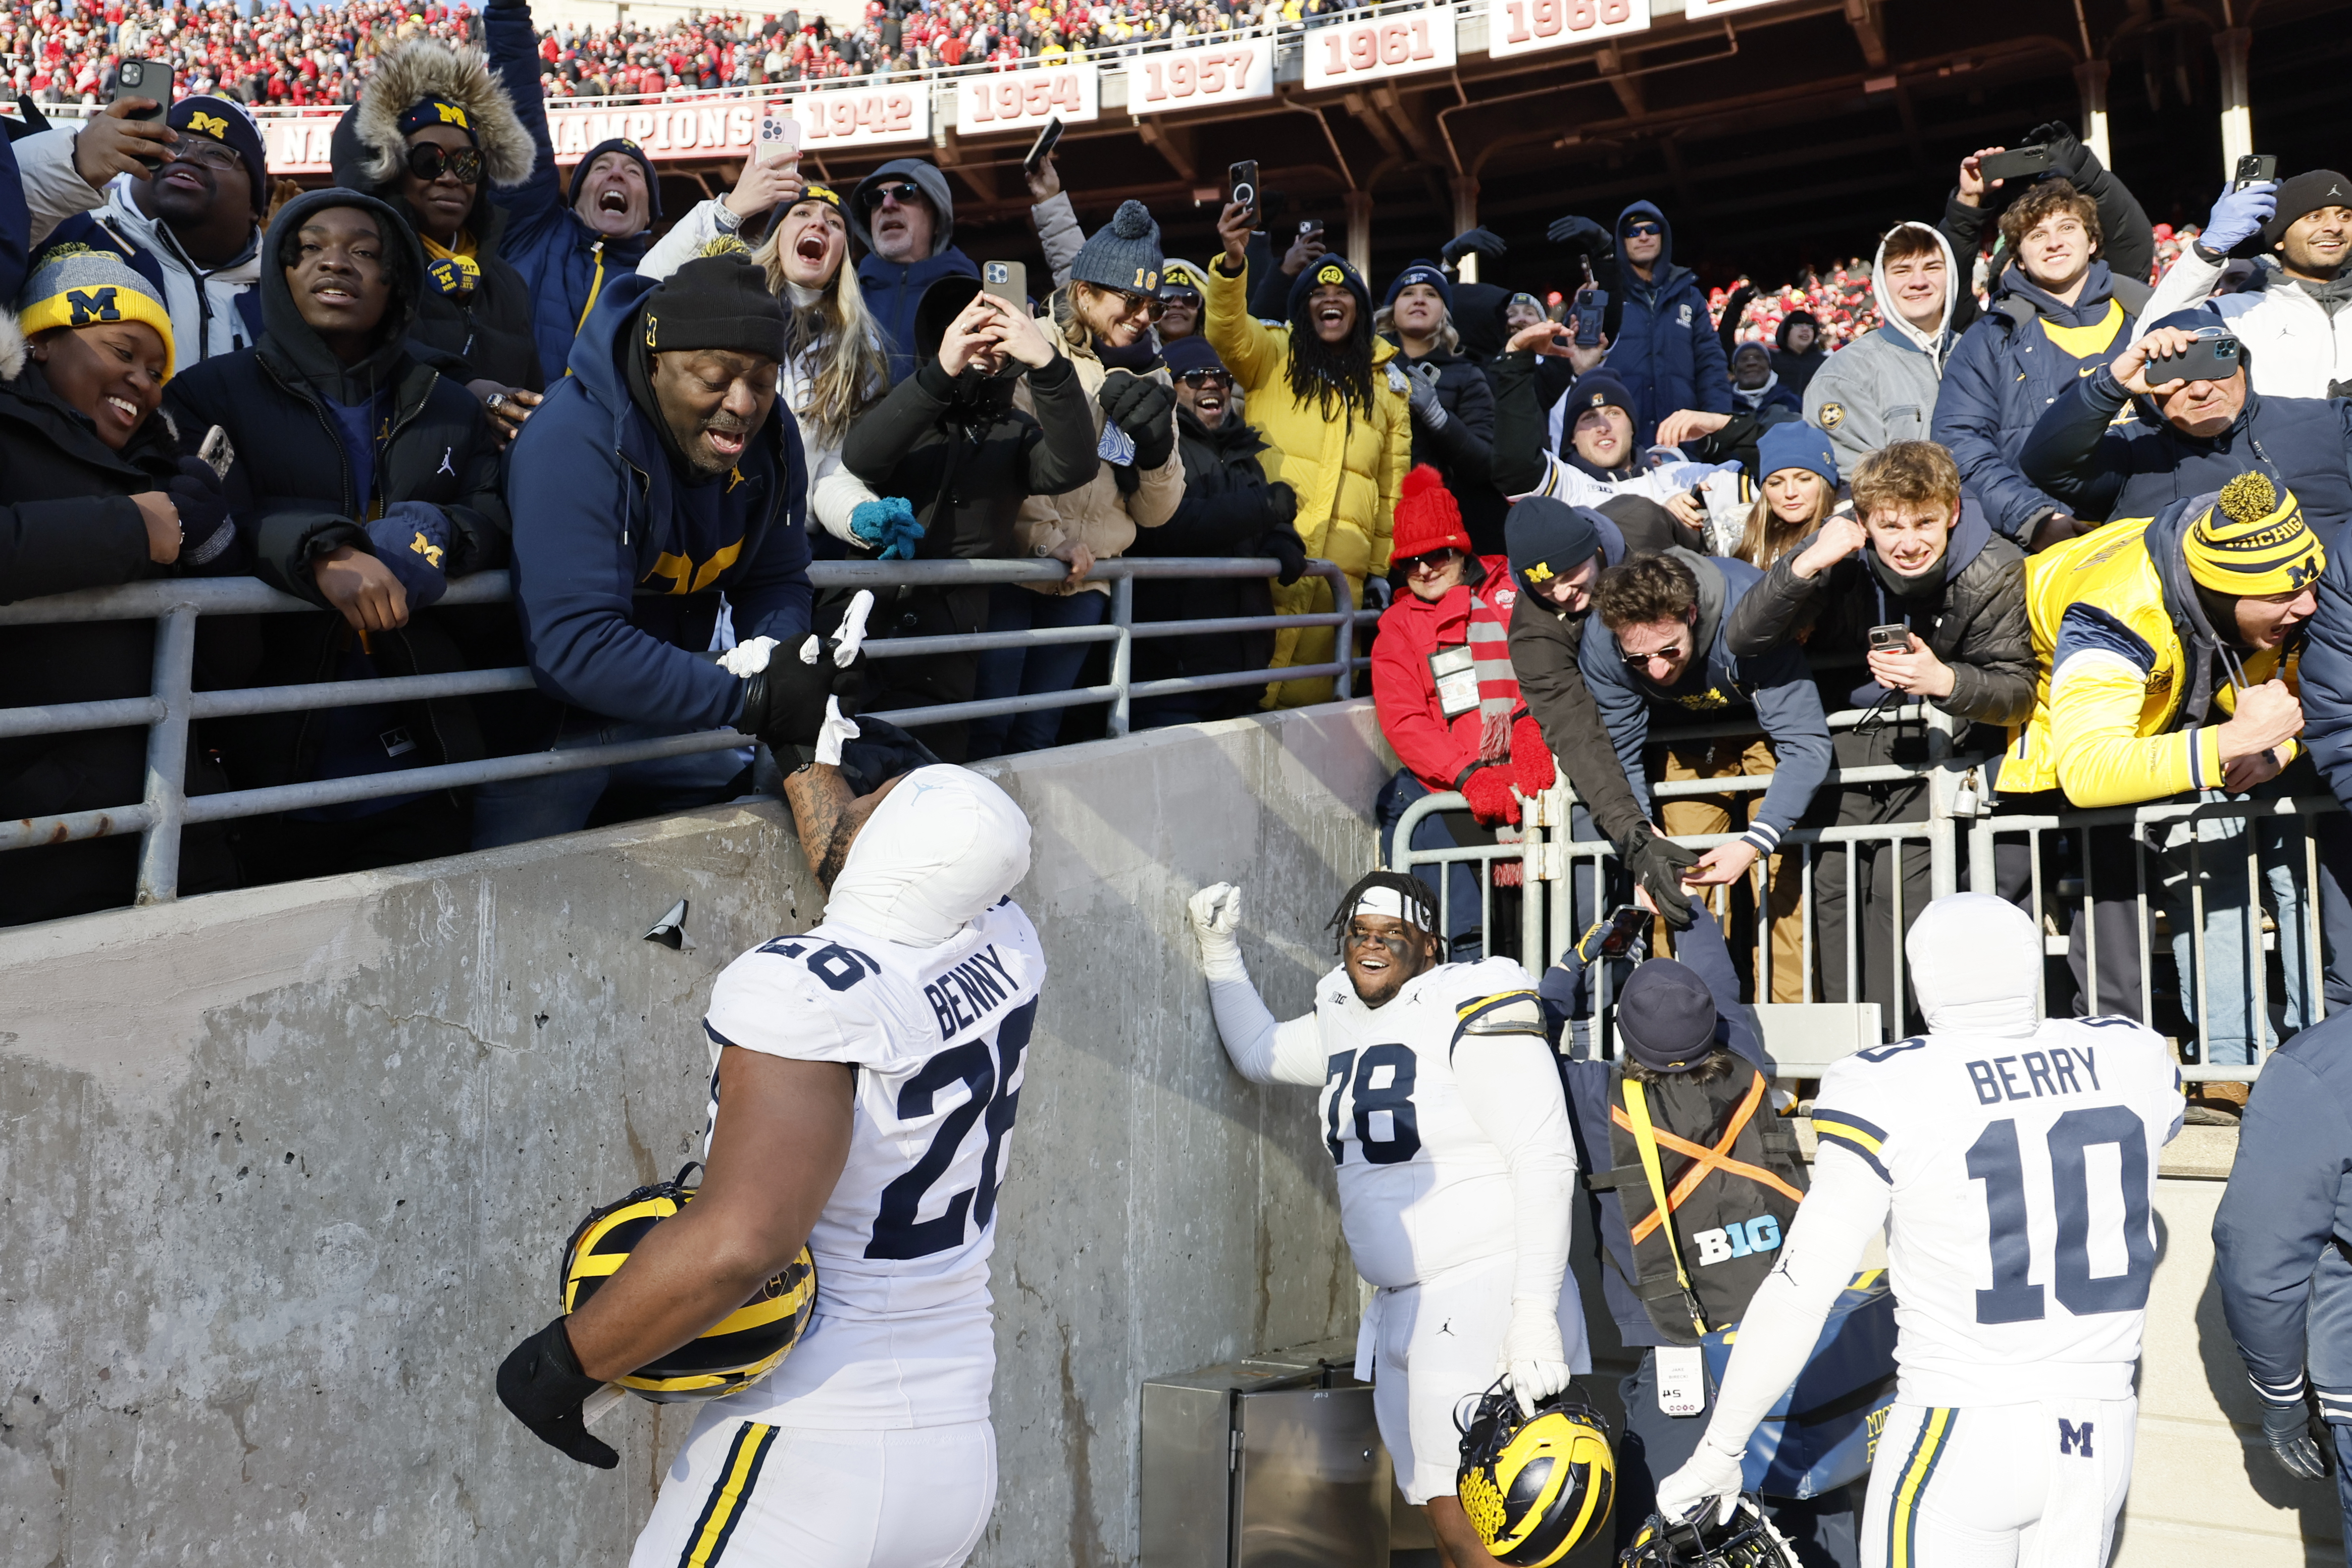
1204, 255, 1410, 707
2004, 515, 2294, 807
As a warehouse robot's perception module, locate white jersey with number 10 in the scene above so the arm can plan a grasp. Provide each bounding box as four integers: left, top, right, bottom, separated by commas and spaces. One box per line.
1810, 1015, 2185, 1408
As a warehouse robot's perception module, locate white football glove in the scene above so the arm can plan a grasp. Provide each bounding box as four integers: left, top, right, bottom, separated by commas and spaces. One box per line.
1497, 1299, 1571, 1419
800, 589, 876, 669
718, 636, 779, 677
1652, 1439, 1746, 1530
1187, 882, 1248, 983
813, 695, 861, 768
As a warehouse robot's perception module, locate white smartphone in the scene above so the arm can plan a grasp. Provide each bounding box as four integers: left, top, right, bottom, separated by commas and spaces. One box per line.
756, 107, 800, 166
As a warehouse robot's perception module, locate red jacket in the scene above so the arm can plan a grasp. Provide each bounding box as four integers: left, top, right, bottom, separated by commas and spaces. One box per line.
1371, 555, 1526, 793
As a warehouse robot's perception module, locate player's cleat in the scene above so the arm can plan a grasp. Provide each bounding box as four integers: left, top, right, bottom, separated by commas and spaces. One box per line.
562, 1163, 817, 1403
1455, 1379, 1616, 1567
1617, 1494, 1799, 1568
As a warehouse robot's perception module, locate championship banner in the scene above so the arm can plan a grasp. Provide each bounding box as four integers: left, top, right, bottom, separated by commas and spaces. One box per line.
1300, 3, 1457, 92
1123, 35, 1274, 118
1486, 0, 1649, 61
955, 63, 1098, 137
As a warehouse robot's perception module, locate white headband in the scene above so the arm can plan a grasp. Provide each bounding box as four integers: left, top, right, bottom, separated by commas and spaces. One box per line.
1352, 886, 1418, 925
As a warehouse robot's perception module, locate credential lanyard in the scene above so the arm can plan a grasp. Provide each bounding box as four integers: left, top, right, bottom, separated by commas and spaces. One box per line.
1622, 1077, 1714, 1341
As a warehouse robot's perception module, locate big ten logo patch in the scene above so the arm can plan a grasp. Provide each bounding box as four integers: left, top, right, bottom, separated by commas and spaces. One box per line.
1693, 1214, 1781, 1265
1864, 1403, 1891, 1465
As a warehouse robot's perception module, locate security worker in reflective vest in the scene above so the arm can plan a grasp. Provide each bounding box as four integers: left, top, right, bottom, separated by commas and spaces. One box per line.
1542, 906, 1847, 1565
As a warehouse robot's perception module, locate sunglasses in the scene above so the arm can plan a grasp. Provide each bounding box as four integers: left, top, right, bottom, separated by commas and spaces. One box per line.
167, 139, 244, 172
1097, 284, 1165, 322
864, 179, 925, 206
1621, 639, 1689, 673
404, 142, 483, 184
1624, 221, 1663, 238
1398, 547, 1463, 574
1178, 369, 1232, 390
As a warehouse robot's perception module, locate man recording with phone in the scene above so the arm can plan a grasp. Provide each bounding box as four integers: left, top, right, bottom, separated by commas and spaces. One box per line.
34, 93, 271, 366
2019, 314, 2352, 540
1722, 441, 2032, 1025
2133, 166, 2352, 401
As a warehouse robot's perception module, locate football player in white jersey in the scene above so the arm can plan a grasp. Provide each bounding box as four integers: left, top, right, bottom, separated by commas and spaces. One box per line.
1187, 869, 1588, 1568
498, 753, 1043, 1568
1654, 893, 2185, 1567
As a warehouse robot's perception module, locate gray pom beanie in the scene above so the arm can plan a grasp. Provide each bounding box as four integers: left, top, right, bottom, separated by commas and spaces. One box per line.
1069, 199, 1164, 295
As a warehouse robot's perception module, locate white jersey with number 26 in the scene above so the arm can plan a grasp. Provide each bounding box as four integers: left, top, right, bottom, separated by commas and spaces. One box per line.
697, 897, 1046, 1431
1809, 1015, 2184, 1407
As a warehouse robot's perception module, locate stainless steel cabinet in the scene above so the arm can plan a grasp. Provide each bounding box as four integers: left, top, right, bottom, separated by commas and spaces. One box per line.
1140, 1339, 1388, 1568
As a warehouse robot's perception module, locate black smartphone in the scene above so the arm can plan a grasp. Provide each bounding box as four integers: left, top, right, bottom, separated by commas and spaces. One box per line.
111, 58, 173, 119
2233, 153, 2278, 192
1225, 159, 1258, 223
1572, 259, 1606, 348
1867, 623, 1911, 654
1023, 117, 1062, 178
1977, 144, 2055, 184
2150, 333, 2244, 384
1595, 903, 1647, 959
1299, 218, 1325, 240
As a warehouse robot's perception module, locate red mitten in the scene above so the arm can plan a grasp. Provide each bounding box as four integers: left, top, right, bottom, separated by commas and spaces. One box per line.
1510, 714, 1557, 795
1460, 764, 1522, 828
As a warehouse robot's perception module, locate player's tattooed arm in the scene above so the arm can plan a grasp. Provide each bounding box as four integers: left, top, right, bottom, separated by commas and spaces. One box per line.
782, 765, 905, 888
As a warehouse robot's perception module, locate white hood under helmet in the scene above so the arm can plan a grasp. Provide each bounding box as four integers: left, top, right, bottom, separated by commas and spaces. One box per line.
1904, 893, 2040, 1038
823, 766, 1031, 947
1872, 221, 1959, 364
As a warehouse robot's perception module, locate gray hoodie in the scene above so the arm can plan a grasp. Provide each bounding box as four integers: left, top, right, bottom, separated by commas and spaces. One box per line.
1803, 222, 1958, 469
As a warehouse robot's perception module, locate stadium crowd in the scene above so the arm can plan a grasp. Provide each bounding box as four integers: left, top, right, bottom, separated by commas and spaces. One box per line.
6, 0, 1343, 109
1, 16, 2349, 1558
4, 25, 2352, 1081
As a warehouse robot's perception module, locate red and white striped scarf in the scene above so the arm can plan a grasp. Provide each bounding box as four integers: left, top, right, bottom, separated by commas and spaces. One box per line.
1465, 585, 1518, 760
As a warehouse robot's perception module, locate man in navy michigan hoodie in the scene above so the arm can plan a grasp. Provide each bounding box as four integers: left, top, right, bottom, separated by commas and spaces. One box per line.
476, 251, 816, 847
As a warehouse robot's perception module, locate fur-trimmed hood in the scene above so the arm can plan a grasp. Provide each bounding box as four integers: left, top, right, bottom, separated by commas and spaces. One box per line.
0, 313, 27, 384
348, 39, 533, 192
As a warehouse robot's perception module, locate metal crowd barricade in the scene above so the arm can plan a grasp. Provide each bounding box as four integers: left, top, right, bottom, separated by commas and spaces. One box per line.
0, 557, 1375, 905
1962, 784, 2341, 1083
1393, 690, 2335, 1083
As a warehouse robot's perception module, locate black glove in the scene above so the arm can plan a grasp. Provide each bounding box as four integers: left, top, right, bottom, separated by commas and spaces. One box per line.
166, 457, 238, 568
1622, 823, 1700, 931
1099, 370, 1178, 469
1264, 480, 1299, 530
738, 636, 866, 768
2025, 120, 2095, 182
496, 1317, 620, 1469
1263, 528, 1308, 587
1441, 226, 1507, 266
2261, 1400, 2331, 1482
1547, 214, 1611, 253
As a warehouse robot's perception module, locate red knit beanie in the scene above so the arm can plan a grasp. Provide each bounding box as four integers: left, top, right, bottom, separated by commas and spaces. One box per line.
1390, 465, 1470, 561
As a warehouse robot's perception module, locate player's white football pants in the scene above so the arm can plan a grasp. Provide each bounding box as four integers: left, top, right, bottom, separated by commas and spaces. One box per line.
1862, 1398, 2136, 1568
629, 1408, 996, 1568
1360, 1250, 1593, 1506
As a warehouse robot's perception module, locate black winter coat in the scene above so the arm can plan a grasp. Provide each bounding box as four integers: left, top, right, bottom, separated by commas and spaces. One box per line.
1127, 406, 1300, 711
1389, 339, 1504, 554
330, 109, 544, 394
838, 280, 1098, 723
1722, 501, 2032, 780
165, 189, 513, 796
0, 328, 246, 923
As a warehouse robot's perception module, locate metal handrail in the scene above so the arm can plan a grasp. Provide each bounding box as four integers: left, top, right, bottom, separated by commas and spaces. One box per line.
0, 556, 1376, 904
1394, 692, 2337, 1083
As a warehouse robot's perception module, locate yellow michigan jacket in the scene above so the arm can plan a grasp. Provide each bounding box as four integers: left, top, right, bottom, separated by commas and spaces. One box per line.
2004, 509, 2296, 807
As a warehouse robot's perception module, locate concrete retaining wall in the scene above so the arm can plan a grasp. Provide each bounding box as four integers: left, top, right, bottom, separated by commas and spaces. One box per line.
0, 702, 1392, 1567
